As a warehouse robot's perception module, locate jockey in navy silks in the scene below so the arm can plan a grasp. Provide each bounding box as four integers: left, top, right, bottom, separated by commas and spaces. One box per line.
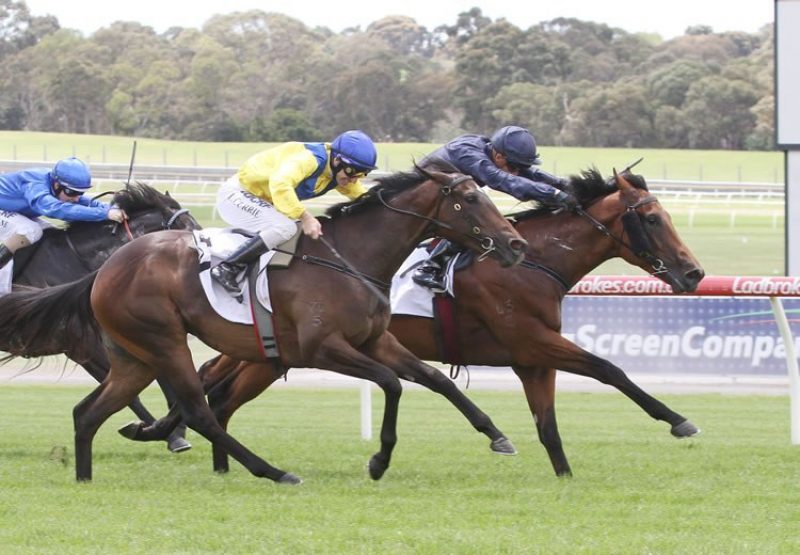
413, 125, 577, 291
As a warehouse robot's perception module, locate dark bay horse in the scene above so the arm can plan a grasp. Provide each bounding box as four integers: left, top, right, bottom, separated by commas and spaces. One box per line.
1, 182, 200, 452
0, 165, 527, 484
165, 168, 705, 476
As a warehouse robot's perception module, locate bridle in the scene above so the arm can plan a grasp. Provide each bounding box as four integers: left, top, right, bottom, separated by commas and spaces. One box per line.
375, 173, 498, 261
65, 206, 194, 271
575, 194, 669, 276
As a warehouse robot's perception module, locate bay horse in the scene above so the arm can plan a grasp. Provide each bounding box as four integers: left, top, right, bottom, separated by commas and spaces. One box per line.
0, 164, 527, 484
1, 182, 200, 452
154, 168, 705, 476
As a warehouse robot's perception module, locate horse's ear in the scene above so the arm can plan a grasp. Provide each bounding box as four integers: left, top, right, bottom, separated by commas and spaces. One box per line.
614, 168, 637, 203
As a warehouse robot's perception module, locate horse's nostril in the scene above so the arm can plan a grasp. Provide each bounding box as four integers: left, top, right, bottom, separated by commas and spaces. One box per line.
686, 268, 705, 283
510, 238, 528, 253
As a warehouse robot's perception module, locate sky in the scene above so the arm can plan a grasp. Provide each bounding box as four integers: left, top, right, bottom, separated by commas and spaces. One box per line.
23, 0, 774, 39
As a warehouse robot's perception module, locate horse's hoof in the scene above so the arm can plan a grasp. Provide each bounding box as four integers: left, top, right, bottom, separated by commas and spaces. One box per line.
671, 419, 701, 438
167, 437, 192, 453
277, 472, 302, 485
490, 436, 518, 455
368, 454, 388, 480
117, 421, 145, 440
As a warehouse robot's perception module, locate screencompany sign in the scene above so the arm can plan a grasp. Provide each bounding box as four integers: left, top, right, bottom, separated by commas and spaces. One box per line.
561, 295, 800, 375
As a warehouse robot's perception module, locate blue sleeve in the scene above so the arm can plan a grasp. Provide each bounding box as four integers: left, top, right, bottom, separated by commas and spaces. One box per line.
78, 195, 110, 210
24, 184, 110, 222
447, 144, 562, 202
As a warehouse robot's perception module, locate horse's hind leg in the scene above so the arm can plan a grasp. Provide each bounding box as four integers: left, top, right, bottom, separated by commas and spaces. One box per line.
147, 345, 299, 484
512, 365, 571, 477
369, 333, 516, 456
203, 358, 284, 473
73, 347, 157, 482
81, 351, 191, 454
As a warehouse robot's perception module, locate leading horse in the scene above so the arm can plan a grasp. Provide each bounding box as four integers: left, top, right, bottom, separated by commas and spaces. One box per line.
162, 168, 705, 476
0, 164, 527, 484
1, 182, 200, 452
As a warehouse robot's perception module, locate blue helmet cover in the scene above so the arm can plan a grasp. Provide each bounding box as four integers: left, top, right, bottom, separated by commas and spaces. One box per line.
331, 130, 378, 170
53, 157, 92, 190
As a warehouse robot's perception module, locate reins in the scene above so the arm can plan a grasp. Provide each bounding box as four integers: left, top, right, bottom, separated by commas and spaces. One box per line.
575, 195, 669, 276
268, 172, 497, 306
376, 173, 498, 260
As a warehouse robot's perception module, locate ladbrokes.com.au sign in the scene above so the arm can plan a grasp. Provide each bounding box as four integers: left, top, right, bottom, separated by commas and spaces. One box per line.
561, 296, 800, 375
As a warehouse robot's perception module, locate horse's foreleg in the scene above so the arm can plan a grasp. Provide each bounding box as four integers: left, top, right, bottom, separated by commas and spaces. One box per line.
512, 365, 571, 477
205, 359, 283, 473
542, 335, 700, 437
371, 333, 516, 455
315, 335, 403, 480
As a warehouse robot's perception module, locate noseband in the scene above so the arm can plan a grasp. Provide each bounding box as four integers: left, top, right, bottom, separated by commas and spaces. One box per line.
164, 208, 191, 229
376, 174, 498, 260
576, 195, 669, 276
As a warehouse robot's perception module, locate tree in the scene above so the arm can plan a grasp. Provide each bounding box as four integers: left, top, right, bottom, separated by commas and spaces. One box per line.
682, 76, 758, 149
0, 0, 58, 60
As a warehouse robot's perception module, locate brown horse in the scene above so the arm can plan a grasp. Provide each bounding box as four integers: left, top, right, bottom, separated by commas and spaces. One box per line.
0, 164, 527, 484
154, 168, 705, 476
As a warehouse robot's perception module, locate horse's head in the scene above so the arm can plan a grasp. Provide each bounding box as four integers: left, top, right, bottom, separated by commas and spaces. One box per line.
417, 163, 527, 267
113, 182, 201, 235
606, 170, 704, 293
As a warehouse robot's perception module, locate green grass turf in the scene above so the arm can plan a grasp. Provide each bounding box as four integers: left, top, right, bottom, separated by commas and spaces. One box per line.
0, 385, 797, 554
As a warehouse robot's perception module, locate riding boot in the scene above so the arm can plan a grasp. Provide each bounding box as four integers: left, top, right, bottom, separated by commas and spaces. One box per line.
412, 239, 457, 291
210, 235, 268, 294
0, 245, 12, 270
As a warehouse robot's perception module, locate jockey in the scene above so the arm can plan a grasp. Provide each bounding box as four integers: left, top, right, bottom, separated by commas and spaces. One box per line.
210, 130, 378, 294
413, 125, 577, 291
0, 157, 127, 270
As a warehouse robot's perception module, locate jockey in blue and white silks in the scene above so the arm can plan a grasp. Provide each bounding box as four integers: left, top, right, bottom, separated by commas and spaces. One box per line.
0, 157, 127, 270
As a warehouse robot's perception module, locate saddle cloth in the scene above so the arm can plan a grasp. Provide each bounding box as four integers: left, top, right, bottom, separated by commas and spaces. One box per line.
0, 260, 12, 296
390, 246, 462, 317
193, 229, 274, 325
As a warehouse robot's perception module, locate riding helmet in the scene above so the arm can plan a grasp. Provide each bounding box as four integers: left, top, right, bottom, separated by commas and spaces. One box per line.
490, 126, 541, 168
331, 130, 378, 171
53, 157, 92, 190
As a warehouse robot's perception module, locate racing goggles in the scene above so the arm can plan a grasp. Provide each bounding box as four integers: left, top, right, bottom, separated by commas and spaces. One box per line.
341, 164, 371, 179
60, 185, 84, 197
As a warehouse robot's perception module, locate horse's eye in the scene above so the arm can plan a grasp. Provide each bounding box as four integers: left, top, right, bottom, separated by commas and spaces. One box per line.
464, 193, 478, 204
646, 214, 659, 225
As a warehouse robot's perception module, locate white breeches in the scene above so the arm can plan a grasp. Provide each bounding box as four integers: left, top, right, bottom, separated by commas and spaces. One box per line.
216, 176, 298, 249
0, 210, 52, 251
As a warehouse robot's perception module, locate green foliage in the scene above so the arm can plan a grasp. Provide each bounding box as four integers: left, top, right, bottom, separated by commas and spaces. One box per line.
0, 3, 774, 149
0, 385, 798, 553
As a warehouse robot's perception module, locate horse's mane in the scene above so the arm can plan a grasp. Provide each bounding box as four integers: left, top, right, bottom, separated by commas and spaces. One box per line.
511, 168, 649, 222
113, 181, 180, 213
59, 182, 178, 233
325, 158, 460, 219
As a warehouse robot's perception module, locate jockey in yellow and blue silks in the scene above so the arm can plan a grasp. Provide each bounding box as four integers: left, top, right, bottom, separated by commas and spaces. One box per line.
0, 157, 127, 271
211, 130, 378, 294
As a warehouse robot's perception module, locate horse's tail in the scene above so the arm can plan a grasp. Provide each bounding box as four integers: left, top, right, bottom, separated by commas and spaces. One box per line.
0, 271, 99, 363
